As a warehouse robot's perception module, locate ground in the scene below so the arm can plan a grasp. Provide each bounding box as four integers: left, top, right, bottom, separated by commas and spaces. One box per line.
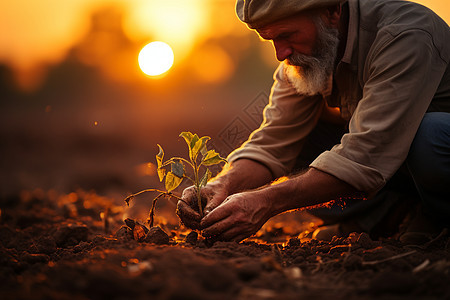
1, 189, 449, 300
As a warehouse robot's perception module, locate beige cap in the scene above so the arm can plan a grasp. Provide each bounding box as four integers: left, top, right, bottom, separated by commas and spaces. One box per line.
236, 0, 343, 29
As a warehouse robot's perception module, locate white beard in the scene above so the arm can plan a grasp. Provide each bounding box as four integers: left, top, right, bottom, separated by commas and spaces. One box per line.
283, 17, 340, 96
284, 63, 330, 96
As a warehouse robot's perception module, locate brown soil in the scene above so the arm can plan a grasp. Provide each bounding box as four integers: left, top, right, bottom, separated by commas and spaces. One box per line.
1, 189, 449, 300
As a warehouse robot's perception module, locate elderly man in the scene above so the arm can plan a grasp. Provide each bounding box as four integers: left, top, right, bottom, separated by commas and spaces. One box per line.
177, 0, 450, 244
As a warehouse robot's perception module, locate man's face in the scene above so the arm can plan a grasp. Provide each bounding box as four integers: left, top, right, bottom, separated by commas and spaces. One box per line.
256, 12, 340, 96
256, 12, 320, 62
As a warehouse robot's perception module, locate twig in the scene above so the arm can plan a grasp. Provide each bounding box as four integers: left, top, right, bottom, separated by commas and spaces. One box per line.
361, 250, 416, 266
148, 192, 167, 227
124, 189, 166, 206
412, 259, 430, 273
311, 256, 323, 274
125, 189, 184, 205
125, 189, 186, 227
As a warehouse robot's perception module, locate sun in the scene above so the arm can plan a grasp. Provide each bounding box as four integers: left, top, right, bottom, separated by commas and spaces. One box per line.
138, 41, 174, 76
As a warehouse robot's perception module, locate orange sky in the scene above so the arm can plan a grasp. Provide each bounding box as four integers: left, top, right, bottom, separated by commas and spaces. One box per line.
0, 0, 245, 72
0, 0, 448, 73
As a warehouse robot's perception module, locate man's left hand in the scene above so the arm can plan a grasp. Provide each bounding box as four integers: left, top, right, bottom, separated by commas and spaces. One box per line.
200, 189, 274, 242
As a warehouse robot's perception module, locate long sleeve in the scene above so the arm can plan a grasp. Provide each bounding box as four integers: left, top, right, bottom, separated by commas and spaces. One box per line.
311, 29, 449, 193
227, 64, 325, 178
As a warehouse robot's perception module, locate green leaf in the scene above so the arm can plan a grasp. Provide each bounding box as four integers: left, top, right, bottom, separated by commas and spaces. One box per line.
180, 132, 200, 162
156, 144, 165, 181
192, 136, 210, 162
157, 167, 166, 182
188, 134, 200, 161
171, 160, 184, 178
200, 143, 208, 156
165, 171, 183, 192
199, 168, 212, 187
179, 132, 194, 149
202, 150, 227, 166
156, 144, 164, 168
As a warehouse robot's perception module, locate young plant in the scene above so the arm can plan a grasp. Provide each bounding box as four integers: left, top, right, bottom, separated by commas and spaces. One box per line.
124, 132, 226, 227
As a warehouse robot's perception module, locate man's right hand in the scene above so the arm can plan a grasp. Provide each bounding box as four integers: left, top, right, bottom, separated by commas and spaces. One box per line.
176, 159, 273, 230
176, 181, 229, 230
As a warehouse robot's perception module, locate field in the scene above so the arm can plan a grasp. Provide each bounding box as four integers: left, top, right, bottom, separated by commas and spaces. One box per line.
1, 187, 449, 300
1, 62, 449, 300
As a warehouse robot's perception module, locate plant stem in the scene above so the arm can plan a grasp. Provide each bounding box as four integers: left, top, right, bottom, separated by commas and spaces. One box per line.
124, 189, 166, 206
148, 192, 167, 227
124, 189, 185, 228
196, 184, 203, 217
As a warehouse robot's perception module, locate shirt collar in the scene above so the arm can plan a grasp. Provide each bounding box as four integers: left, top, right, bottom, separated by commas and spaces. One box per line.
340, 0, 359, 66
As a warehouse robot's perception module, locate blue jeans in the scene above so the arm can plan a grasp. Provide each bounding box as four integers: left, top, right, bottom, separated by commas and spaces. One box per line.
295, 112, 450, 232
406, 112, 450, 225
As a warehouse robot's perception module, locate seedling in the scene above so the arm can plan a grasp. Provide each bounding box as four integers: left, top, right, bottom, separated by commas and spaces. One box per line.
124, 132, 227, 227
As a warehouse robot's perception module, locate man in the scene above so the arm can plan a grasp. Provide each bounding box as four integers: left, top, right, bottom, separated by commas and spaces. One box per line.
177, 0, 450, 243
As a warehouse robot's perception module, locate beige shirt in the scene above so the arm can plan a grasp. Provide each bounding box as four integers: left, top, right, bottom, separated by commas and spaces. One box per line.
228, 0, 450, 194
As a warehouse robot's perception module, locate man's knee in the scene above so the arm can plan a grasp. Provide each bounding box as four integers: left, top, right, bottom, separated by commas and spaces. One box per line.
407, 112, 450, 192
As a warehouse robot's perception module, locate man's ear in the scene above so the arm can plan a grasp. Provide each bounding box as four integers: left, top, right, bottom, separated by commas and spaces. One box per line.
322, 4, 342, 27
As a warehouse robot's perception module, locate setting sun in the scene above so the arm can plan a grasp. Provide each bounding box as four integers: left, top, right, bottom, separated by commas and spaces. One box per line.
138, 41, 174, 76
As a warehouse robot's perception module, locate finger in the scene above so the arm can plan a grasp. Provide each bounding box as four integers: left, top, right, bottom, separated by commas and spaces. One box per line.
202, 188, 227, 215
204, 195, 225, 215
181, 187, 197, 209
200, 204, 232, 229
201, 214, 234, 238
176, 200, 201, 229
177, 200, 201, 220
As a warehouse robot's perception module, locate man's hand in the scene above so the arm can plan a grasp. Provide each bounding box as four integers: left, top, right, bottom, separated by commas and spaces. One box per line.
176, 181, 229, 230
200, 189, 274, 242
198, 168, 358, 242
176, 159, 273, 230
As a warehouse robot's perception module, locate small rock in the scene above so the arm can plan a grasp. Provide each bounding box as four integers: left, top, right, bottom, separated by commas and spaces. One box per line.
185, 231, 198, 245
54, 224, 89, 247
35, 236, 57, 255
143, 226, 170, 245
133, 224, 149, 242
346, 232, 359, 244
124, 218, 136, 229
115, 226, 133, 240
288, 237, 301, 248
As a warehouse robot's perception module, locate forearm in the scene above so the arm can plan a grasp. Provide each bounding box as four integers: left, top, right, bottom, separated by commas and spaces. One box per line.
211, 158, 273, 195
266, 167, 359, 216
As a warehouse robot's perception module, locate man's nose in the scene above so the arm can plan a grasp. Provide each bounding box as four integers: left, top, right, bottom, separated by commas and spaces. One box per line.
273, 40, 293, 61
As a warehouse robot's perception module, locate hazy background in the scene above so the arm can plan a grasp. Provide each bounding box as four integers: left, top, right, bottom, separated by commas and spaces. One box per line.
1, 0, 448, 212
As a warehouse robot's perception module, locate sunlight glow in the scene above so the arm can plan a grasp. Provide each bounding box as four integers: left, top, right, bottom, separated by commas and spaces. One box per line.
191, 44, 235, 83
124, 0, 208, 59
0, 0, 448, 87
138, 41, 174, 76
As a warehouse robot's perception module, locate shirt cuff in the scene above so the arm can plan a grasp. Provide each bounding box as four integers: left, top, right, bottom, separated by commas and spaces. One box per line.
227, 147, 288, 179
310, 151, 386, 193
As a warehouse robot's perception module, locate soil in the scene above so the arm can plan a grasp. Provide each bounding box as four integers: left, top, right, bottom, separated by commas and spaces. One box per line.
1, 189, 449, 300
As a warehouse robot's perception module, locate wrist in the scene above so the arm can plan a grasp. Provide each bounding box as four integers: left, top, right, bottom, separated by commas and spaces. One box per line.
265, 179, 301, 215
